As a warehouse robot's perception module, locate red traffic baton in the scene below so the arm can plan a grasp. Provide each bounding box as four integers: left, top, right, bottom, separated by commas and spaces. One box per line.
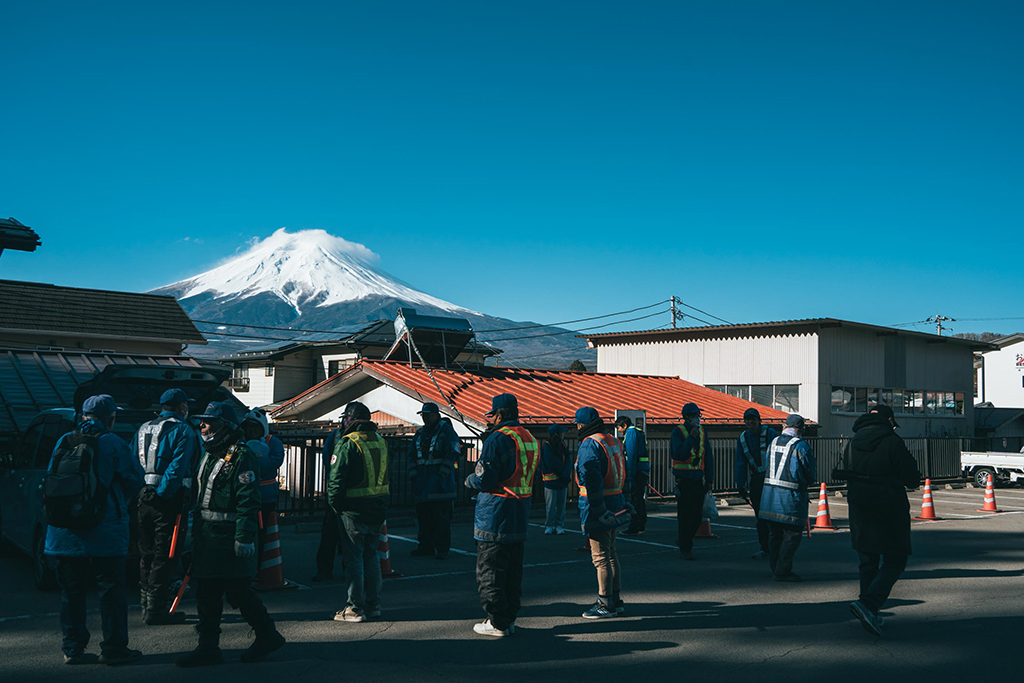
169, 565, 191, 615
168, 514, 184, 559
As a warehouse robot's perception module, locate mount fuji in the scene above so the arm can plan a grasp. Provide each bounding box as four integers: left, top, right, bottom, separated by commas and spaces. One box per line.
153, 228, 593, 368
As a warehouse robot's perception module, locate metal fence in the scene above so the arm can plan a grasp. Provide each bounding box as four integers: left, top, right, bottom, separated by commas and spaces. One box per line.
272, 432, 987, 514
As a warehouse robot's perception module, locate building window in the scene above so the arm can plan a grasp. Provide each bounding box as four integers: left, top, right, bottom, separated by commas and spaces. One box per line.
706, 385, 725, 393
709, 384, 799, 413
727, 386, 750, 401
773, 385, 799, 413
265, 364, 274, 377
233, 364, 249, 378
831, 386, 963, 416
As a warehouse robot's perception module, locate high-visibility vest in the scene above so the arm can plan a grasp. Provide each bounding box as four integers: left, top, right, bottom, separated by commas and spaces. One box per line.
137, 414, 186, 487
487, 426, 540, 498
626, 426, 649, 465
576, 433, 625, 497
343, 431, 390, 499
672, 424, 706, 472
766, 435, 802, 490
739, 426, 770, 475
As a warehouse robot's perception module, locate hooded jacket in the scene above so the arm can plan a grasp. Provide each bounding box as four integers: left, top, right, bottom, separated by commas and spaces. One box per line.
327, 420, 389, 527
846, 413, 921, 555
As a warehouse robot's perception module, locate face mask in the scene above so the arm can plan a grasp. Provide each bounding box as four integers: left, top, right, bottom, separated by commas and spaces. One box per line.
688, 416, 701, 427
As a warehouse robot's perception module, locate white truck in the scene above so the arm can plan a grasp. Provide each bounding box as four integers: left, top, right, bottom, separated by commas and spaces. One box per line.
960, 451, 1024, 488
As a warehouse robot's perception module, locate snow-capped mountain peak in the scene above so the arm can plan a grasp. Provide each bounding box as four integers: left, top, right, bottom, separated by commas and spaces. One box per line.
160, 228, 472, 316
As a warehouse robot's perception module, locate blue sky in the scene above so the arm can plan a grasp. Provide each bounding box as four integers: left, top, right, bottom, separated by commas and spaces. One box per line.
2, 1, 1021, 336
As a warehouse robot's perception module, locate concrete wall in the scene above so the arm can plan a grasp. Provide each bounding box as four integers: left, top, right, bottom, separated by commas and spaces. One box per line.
978, 339, 1024, 408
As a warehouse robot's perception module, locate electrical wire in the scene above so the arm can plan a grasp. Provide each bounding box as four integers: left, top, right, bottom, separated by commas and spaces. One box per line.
484, 308, 671, 342
192, 319, 366, 335
674, 299, 733, 325
501, 345, 594, 362
474, 299, 669, 334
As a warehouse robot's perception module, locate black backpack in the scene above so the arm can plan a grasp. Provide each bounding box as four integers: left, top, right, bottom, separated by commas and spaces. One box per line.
44, 431, 110, 529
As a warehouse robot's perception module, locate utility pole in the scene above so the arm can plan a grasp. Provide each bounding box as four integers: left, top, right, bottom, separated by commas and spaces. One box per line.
670, 296, 678, 329
926, 314, 956, 336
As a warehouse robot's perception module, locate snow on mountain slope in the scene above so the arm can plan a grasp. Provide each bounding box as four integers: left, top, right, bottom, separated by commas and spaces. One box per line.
161, 228, 474, 317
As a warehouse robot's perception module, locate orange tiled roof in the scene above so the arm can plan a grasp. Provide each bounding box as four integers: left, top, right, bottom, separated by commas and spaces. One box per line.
277, 359, 792, 426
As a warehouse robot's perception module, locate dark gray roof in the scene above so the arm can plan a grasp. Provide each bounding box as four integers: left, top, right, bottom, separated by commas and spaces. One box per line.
0, 217, 41, 254
0, 280, 207, 345
975, 407, 1024, 431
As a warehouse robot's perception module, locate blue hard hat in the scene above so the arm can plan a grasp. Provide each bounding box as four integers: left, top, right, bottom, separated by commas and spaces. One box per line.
574, 407, 600, 424
486, 393, 518, 416
160, 388, 189, 406
194, 401, 239, 427
681, 402, 702, 416
547, 423, 568, 434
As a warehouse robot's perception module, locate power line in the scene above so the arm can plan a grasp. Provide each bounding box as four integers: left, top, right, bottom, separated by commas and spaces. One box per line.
474, 300, 670, 335
193, 319, 365, 335
485, 309, 670, 342
501, 344, 594, 362
674, 298, 732, 325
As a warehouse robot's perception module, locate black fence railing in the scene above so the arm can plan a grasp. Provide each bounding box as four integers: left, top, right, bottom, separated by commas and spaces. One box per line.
271, 433, 994, 514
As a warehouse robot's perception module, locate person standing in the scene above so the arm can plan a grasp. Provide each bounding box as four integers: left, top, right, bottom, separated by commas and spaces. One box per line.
539, 424, 571, 535
135, 388, 197, 625
312, 428, 341, 582
328, 402, 389, 622
670, 403, 714, 560
759, 414, 816, 582
241, 408, 285, 565
734, 408, 778, 560
575, 407, 628, 618
46, 394, 145, 665
845, 405, 921, 636
616, 416, 649, 536
175, 402, 285, 667
408, 402, 460, 560
464, 393, 540, 637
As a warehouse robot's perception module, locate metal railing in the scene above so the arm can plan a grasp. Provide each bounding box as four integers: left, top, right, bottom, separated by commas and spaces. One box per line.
271, 432, 987, 513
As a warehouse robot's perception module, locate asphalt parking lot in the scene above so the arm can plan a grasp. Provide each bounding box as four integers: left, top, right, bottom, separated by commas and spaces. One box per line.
2, 486, 1022, 683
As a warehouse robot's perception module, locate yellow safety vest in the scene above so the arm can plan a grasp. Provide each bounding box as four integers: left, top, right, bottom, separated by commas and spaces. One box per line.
672, 424, 706, 471
343, 431, 390, 499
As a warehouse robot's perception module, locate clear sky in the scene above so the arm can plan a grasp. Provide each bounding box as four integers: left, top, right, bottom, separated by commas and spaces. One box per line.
2, 1, 1021, 336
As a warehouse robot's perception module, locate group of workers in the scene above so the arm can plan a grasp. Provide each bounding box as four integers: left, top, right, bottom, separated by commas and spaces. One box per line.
42, 385, 919, 666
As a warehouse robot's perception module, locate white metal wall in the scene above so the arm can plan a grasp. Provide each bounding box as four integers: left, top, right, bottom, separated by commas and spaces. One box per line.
978, 340, 1024, 408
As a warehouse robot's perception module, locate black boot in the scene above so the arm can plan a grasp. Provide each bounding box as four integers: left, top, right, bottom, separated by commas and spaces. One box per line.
139, 591, 150, 623
145, 596, 187, 625
175, 632, 223, 668
240, 622, 286, 663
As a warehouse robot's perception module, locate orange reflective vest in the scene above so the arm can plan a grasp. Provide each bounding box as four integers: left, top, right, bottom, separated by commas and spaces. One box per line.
672, 424, 706, 472
576, 433, 625, 497
486, 426, 540, 499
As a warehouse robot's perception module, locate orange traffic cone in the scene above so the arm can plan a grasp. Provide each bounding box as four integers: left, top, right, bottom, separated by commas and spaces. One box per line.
254, 510, 298, 591
694, 518, 720, 539
378, 522, 405, 578
813, 483, 837, 530
976, 474, 1002, 513
914, 479, 943, 520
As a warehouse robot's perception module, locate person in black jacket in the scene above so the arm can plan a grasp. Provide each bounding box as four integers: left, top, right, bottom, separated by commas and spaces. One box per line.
845, 405, 921, 636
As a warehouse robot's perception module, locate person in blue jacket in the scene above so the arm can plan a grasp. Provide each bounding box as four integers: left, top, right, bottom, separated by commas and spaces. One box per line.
539, 424, 571, 535
735, 408, 779, 560
759, 413, 816, 582
464, 393, 540, 637
312, 427, 341, 581
575, 407, 629, 619
135, 387, 197, 625
670, 402, 715, 560
615, 416, 649, 535
46, 394, 145, 666
408, 402, 461, 560
242, 408, 286, 565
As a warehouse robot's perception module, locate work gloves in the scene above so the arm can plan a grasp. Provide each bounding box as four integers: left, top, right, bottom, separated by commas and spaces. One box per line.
139, 486, 159, 505
234, 541, 256, 558
596, 510, 618, 527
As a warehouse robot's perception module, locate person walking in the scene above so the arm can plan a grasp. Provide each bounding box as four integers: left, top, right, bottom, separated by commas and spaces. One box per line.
45, 394, 145, 665
616, 416, 649, 536
575, 407, 628, 619
844, 405, 921, 635
328, 402, 389, 622
312, 428, 342, 582
408, 402, 460, 560
464, 393, 540, 637
241, 408, 285, 565
759, 414, 816, 582
670, 403, 714, 560
734, 408, 778, 559
539, 424, 571, 535
135, 388, 197, 624
175, 402, 285, 667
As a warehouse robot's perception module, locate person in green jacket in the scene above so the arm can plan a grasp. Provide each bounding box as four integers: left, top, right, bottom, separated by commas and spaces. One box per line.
175, 402, 286, 668
328, 401, 389, 623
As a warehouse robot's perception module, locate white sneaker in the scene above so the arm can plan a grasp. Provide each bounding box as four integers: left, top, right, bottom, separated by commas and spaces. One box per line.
555, 527, 565, 535
544, 527, 554, 535
334, 607, 366, 623
473, 619, 510, 637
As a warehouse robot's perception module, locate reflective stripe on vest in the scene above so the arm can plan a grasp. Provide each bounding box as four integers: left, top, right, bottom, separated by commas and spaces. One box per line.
577, 433, 625, 497
415, 428, 449, 466
627, 426, 649, 463
766, 436, 802, 490
343, 431, 390, 499
740, 426, 769, 474
137, 414, 183, 486
488, 426, 540, 498
201, 509, 236, 522
198, 445, 239, 513
672, 424, 706, 471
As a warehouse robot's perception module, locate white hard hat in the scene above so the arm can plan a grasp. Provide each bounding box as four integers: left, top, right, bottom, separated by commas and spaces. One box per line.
242, 407, 270, 438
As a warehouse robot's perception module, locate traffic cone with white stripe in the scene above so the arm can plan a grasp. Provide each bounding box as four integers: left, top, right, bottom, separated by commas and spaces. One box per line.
254, 510, 298, 591
812, 483, 837, 530
914, 479, 943, 520
378, 522, 405, 578
976, 474, 1002, 513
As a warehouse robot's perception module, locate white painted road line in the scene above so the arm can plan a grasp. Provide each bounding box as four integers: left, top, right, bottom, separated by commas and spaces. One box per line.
387, 533, 476, 557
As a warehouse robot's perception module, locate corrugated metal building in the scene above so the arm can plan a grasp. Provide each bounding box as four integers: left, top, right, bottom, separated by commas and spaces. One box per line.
585, 319, 993, 438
